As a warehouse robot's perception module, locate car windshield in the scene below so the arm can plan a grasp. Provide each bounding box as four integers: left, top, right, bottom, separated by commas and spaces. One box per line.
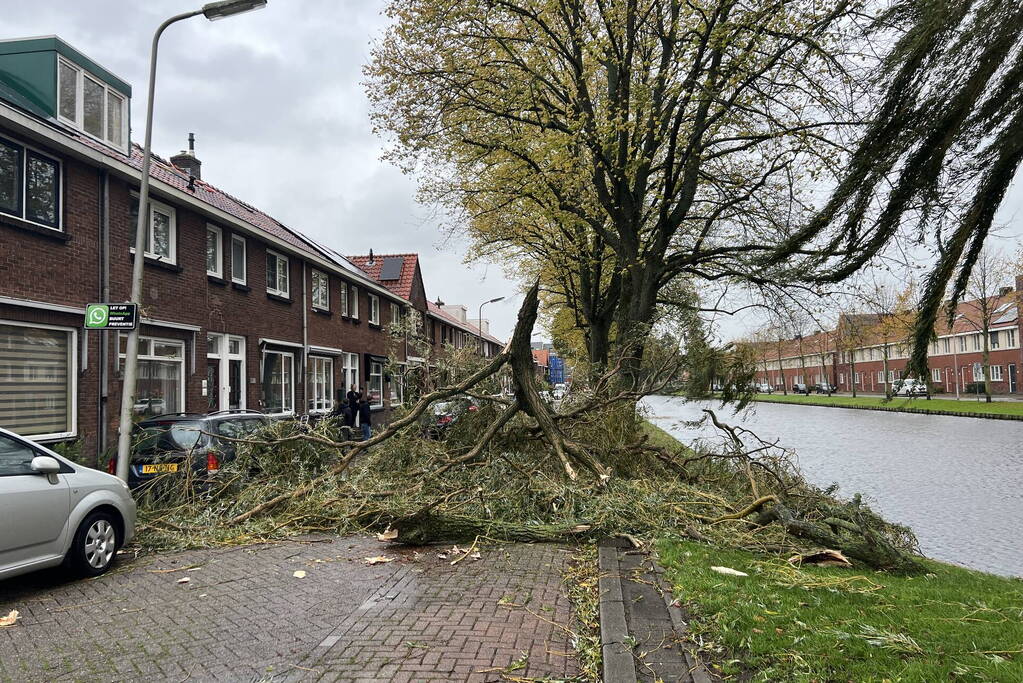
134, 421, 206, 453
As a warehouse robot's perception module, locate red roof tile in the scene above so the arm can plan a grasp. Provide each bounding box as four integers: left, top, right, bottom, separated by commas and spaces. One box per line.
348, 254, 419, 300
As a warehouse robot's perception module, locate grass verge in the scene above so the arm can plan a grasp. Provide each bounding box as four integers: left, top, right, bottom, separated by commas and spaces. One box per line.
752, 393, 1023, 418
656, 538, 1023, 682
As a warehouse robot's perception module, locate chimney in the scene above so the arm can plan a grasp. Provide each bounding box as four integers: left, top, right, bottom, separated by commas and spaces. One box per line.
367, 249, 375, 266
170, 133, 201, 180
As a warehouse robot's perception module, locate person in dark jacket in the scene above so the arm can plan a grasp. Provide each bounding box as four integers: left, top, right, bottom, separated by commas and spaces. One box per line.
346, 385, 361, 406
358, 397, 372, 441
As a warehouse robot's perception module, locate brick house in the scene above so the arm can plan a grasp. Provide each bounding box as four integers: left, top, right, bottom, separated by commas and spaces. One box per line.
749, 282, 1023, 395
0, 36, 501, 459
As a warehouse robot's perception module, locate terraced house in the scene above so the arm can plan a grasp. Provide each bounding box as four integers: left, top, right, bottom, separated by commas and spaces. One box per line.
0, 36, 502, 460
749, 280, 1023, 395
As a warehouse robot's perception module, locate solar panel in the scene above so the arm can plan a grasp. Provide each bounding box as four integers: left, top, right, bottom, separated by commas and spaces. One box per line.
380, 257, 404, 281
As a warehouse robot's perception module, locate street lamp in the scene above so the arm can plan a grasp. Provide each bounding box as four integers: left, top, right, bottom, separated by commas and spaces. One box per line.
476, 296, 505, 354
115, 0, 268, 481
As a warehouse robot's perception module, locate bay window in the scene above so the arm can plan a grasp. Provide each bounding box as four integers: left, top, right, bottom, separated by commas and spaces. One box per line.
0, 136, 61, 230
312, 270, 329, 310
306, 356, 334, 413
130, 194, 176, 263
0, 322, 75, 439
266, 250, 289, 297
261, 350, 294, 414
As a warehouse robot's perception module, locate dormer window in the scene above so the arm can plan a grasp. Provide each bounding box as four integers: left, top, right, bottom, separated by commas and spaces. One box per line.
57, 57, 127, 151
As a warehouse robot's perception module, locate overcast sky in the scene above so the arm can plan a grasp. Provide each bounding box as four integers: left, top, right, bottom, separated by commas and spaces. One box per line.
4, 0, 525, 340
7, 1, 1022, 345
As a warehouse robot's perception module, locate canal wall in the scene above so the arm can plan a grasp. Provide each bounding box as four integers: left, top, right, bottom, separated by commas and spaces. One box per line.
754, 398, 1023, 421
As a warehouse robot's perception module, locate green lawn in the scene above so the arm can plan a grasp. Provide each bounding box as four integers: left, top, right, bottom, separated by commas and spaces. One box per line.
657, 538, 1023, 682
755, 393, 1023, 418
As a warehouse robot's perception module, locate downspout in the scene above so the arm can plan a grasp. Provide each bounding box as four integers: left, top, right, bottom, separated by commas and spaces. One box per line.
97, 169, 110, 466
302, 261, 308, 415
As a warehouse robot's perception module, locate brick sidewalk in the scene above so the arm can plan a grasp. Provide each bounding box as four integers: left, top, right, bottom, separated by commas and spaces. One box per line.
0, 536, 580, 682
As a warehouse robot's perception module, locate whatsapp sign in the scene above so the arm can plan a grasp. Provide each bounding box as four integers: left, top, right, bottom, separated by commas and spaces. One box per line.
85, 303, 138, 330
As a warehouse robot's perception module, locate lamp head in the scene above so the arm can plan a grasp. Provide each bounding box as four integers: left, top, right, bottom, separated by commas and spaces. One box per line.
202, 0, 267, 20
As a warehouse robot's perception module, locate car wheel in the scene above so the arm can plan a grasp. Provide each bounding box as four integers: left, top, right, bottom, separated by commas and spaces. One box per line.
66, 511, 120, 577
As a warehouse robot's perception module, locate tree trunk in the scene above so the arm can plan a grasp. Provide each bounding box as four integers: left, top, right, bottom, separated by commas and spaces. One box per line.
982, 331, 992, 402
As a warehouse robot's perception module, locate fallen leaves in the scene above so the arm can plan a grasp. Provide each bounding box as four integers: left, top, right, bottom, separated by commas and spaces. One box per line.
364, 556, 395, 565
0, 610, 19, 628
293, 570, 307, 579
376, 527, 399, 542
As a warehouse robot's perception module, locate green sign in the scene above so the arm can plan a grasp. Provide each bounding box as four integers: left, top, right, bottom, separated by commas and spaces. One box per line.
85, 303, 138, 330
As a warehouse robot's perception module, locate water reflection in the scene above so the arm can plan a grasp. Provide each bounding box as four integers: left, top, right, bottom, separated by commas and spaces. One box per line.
642, 395, 1023, 577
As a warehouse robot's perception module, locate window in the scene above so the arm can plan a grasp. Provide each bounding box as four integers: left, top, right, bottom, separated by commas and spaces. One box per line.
349, 285, 360, 319
130, 194, 176, 263
261, 350, 294, 414
931, 368, 942, 382
391, 364, 405, 405
306, 356, 334, 413
231, 235, 247, 284
972, 334, 981, 351
877, 370, 884, 383
1009, 329, 1017, 348
120, 336, 185, 419
888, 370, 896, 382
0, 136, 61, 230
57, 57, 127, 150
340, 282, 350, 317
266, 250, 289, 297
342, 353, 359, 394
943, 338, 950, 354
368, 360, 384, 408
390, 303, 401, 329
312, 270, 329, 310
990, 365, 1003, 381
0, 322, 75, 439
990, 331, 1000, 349
368, 294, 380, 325
973, 362, 984, 382
206, 225, 223, 277
0, 433, 41, 477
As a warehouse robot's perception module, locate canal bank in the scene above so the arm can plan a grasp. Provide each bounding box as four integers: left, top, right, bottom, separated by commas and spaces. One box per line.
643, 395, 1023, 576
751, 393, 1023, 420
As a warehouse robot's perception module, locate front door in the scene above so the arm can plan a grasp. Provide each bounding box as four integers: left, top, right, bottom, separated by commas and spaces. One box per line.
206, 360, 220, 411
207, 334, 246, 412
0, 433, 71, 570
1009, 363, 1017, 394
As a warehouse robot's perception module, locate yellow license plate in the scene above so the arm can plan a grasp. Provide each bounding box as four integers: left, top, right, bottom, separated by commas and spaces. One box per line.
141, 463, 179, 474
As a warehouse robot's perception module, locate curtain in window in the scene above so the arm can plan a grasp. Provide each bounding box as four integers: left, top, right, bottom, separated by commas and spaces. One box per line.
0, 324, 71, 436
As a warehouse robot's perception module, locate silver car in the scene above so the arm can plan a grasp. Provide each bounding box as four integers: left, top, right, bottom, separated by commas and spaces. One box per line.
0, 427, 136, 581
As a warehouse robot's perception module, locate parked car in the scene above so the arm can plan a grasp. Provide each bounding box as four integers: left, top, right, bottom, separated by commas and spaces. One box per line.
132, 397, 166, 416
421, 398, 480, 439
0, 427, 136, 581
892, 378, 928, 397
552, 383, 568, 400
756, 382, 774, 394
813, 382, 835, 394
792, 383, 810, 395
108, 410, 269, 489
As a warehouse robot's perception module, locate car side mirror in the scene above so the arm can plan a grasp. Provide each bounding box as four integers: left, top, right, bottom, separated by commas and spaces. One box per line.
30, 456, 61, 475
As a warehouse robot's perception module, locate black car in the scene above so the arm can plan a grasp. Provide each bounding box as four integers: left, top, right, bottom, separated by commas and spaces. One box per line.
108, 410, 269, 489
792, 383, 810, 395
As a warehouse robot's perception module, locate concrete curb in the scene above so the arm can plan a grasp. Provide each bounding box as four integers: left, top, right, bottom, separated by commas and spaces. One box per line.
598, 541, 638, 683
754, 397, 1023, 421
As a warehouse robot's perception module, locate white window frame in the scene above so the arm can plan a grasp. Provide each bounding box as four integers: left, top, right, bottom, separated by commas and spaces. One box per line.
973, 362, 984, 382
390, 363, 406, 405
311, 270, 329, 311
129, 193, 177, 264
56, 56, 129, 152
340, 282, 350, 317
266, 249, 290, 297
0, 319, 77, 441
990, 331, 1000, 349
369, 360, 384, 408
120, 335, 186, 417
887, 370, 895, 382
368, 294, 380, 325
1009, 329, 1018, 348
306, 355, 334, 414
231, 235, 247, 284
261, 349, 295, 415
343, 352, 360, 394
0, 135, 63, 231
349, 285, 360, 319
206, 224, 223, 278
931, 368, 942, 382
877, 370, 884, 383
990, 365, 1003, 381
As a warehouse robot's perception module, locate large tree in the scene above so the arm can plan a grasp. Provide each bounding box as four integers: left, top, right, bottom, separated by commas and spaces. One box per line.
367, 0, 868, 372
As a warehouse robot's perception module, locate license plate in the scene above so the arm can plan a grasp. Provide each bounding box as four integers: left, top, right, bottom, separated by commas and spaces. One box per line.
140, 463, 179, 474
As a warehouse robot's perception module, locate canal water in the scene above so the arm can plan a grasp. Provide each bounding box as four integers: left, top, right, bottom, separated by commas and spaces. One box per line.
642, 395, 1023, 576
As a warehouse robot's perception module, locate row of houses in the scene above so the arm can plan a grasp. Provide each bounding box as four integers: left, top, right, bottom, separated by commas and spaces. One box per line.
748, 281, 1023, 395
0, 36, 503, 459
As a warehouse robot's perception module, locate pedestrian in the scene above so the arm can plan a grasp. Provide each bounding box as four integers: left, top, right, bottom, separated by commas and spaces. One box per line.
346, 384, 361, 406
358, 397, 372, 441
341, 399, 355, 428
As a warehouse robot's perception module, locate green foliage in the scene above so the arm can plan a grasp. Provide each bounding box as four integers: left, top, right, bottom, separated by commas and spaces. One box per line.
657, 538, 1023, 682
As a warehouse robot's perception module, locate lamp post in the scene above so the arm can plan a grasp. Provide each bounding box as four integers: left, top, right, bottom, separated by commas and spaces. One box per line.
476, 296, 505, 354
115, 0, 268, 481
